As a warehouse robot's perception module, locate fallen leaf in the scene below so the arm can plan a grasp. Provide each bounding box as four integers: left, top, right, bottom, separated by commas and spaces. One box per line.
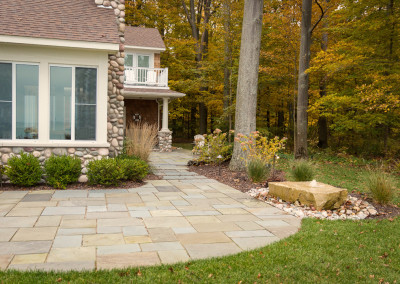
168, 267, 174, 273
136, 269, 142, 277
257, 273, 261, 278
56, 278, 62, 282
369, 275, 375, 279
208, 274, 213, 278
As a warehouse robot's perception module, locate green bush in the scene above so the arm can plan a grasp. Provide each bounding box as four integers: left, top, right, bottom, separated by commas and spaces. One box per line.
0, 165, 4, 187
365, 170, 395, 205
87, 158, 124, 186
118, 158, 149, 181
44, 155, 82, 189
290, 159, 315, 181
246, 158, 270, 183
5, 153, 43, 186
193, 129, 233, 164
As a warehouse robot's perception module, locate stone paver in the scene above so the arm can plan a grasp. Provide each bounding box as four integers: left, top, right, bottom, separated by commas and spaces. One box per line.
0, 149, 300, 271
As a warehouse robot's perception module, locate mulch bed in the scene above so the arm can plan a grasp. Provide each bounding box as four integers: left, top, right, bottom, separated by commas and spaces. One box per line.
188, 162, 399, 220
0, 174, 161, 191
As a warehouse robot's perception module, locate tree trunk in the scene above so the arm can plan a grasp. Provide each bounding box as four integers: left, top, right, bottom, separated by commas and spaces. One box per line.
295, 0, 312, 159
318, 8, 329, 149
199, 102, 207, 134
229, 0, 264, 171
223, 0, 232, 132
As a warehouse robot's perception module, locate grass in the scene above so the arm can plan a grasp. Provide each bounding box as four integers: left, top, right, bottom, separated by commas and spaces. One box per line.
277, 152, 400, 206
172, 142, 194, 151
1, 218, 400, 283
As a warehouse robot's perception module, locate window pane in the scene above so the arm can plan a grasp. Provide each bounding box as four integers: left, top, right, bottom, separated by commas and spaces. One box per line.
16, 64, 39, 139
0, 63, 12, 101
126, 54, 133, 67
0, 63, 12, 139
50, 66, 72, 140
75, 67, 96, 104
0, 102, 12, 139
137, 55, 149, 68
75, 105, 96, 140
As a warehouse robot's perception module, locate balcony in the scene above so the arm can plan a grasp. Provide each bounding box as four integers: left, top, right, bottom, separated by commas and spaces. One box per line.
124, 67, 168, 88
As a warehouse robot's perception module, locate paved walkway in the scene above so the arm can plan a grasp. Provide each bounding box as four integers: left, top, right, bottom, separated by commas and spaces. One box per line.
0, 150, 300, 271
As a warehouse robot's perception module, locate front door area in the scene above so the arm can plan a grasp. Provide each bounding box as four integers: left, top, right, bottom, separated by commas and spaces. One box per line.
124, 99, 159, 130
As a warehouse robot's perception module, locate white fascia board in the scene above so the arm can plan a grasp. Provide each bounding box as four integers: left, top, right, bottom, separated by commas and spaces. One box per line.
124, 45, 166, 52
0, 35, 119, 51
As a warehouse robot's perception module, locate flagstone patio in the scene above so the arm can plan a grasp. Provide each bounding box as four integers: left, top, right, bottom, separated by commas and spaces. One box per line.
0, 149, 300, 271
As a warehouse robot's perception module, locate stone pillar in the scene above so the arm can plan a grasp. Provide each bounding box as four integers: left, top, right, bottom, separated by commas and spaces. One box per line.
161, 97, 169, 131
158, 130, 172, 152
97, 0, 126, 157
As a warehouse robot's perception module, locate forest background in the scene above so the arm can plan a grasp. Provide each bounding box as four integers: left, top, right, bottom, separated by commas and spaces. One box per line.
126, 0, 400, 159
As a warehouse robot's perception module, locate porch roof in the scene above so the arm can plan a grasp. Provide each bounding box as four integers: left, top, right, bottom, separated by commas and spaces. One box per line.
123, 87, 185, 99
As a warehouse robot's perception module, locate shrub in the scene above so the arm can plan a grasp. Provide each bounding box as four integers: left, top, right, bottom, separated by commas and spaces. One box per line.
246, 158, 270, 183
5, 153, 43, 186
236, 132, 286, 165
87, 158, 124, 186
365, 170, 395, 205
193, 129, 233, 164
44, 155, 82, 189
290, 159, 315, 181
0, 165, 4, 188
118, 157, 149, 181
125, 122, 158, 162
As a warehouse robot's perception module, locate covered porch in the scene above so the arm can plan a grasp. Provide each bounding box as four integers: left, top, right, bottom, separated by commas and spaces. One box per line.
122, 88, 185, 152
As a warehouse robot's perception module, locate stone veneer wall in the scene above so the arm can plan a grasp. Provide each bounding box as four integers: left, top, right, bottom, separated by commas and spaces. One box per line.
96, 0, 126, 157
158, 130, 173, 152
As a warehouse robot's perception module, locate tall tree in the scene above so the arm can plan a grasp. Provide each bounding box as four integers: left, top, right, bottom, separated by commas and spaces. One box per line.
295, 0, 312, 159
222, 0, 232, 132
181, 0, 213, 134
230, 0, 264, 171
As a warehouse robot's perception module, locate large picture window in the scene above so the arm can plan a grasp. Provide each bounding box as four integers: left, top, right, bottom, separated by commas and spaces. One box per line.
50, 66, 97, 141
0, 62, 39, 140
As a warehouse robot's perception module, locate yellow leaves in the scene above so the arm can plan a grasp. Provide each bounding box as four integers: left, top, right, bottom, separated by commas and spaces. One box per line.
237, 133, 287, 164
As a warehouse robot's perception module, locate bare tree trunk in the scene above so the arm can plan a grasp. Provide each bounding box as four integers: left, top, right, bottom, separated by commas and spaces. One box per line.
199, 102, 207, 134
229, 0, 264, 171
223, 0, 232, 132
295, 0, 312, 159
318, 6, 329, 149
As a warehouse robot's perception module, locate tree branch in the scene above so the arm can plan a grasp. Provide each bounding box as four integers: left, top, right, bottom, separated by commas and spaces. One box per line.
310, 0, 325, 35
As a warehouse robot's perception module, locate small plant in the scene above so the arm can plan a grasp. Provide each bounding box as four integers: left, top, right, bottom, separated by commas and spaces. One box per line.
5, 152, 43, 186
117, 156, 149, 181
125, 122, 158, 162
246, 158, 270, 183
365, 170, 395, 205
44, 155, 82, 189
87, 158, 124, 186
193, 129, 233, 164
290, 159, 315, 181
0, 165, 4, 188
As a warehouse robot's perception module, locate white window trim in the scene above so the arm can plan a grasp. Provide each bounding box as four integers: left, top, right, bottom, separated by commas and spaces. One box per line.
49, 64, 98, 142
125, 53, 154, 68
0, 61, 40, 141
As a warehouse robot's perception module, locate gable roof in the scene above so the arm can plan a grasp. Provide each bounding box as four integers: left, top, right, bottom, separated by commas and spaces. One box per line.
125, 27, 165, 49
0, 0, 120, 44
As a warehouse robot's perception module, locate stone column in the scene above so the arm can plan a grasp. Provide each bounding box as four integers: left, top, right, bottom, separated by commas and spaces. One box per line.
158, 97, 172, 152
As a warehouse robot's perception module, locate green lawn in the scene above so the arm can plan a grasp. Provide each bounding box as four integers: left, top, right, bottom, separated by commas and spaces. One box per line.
172, 142, 194, 151
277, 152, 400, 206
1, 218, 399, 283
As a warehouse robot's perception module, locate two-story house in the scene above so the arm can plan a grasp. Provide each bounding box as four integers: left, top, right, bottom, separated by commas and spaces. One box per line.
0, 0, 184, 169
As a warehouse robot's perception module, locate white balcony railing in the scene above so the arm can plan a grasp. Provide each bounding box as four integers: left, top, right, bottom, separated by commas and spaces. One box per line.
124, 67, 168, 88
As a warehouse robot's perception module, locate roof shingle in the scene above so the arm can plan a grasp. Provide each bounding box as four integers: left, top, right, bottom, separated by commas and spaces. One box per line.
125, 26, 165, 49
0, 0, 120, 44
